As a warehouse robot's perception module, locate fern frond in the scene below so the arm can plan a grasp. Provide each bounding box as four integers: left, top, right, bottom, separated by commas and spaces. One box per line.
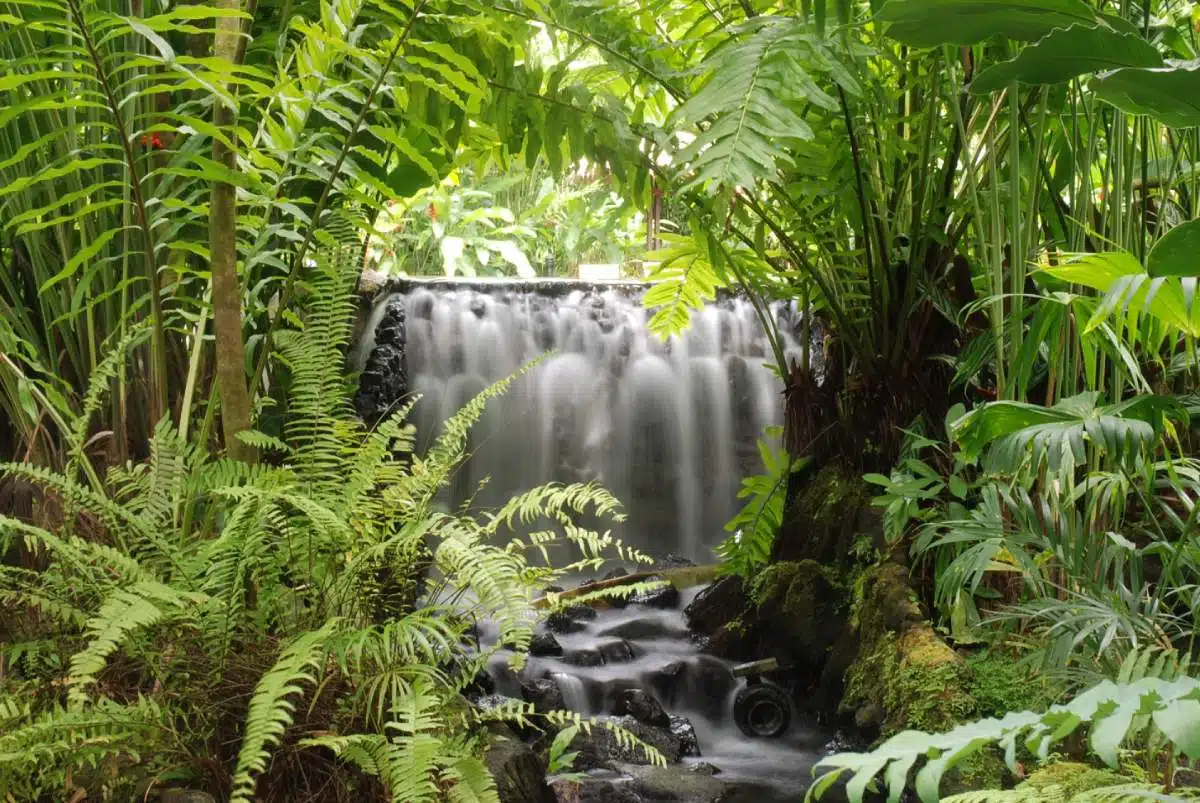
67, 580, 206, 701
669, 17, 854, 197
0, 696, 173, 791
229, 621, 338, 803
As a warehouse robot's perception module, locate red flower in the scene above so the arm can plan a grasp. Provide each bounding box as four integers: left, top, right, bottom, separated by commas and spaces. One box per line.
140, 133, 165, 150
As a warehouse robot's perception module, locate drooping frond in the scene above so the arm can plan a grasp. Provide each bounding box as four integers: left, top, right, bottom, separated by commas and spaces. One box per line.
230, 622, 338, 803
67, 580, 206, 702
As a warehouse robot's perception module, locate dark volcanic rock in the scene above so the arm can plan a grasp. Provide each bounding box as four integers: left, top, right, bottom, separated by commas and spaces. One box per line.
612, 688, 669, 727
485, 724, 556, 803
551, 774, 641, 803
547, 612, 588, 634
569, 715, 687, 769
564, 648, 605, 667
597, 639, 636, 664
522, 678, 565, 713
617, 763, 730, 802
669, 716, 701, 757
355, 296, 408, 424
530, 632, 564, 657
548, 604, 598, 633
684, 576, 747, 637
657, 553, 697, 569
645, 660, 687, 708
628, 576, 681, 609
597, 617, 688, 641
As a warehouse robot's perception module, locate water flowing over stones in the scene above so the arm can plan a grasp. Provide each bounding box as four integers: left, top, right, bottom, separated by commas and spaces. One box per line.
475, 585, 832, 802
354, 279, 814, 562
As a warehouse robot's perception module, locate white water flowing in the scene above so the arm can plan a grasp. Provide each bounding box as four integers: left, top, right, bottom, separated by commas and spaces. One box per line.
356, 280, 812, 562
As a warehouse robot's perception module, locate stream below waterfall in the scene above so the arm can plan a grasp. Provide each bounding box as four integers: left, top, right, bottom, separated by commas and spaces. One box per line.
479, 585, 833, 802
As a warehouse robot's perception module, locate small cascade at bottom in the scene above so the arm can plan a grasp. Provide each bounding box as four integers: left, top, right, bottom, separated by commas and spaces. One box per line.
474, 584, 834, 802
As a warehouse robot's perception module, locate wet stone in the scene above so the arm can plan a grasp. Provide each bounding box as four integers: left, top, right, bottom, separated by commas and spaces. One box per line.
597, 639, 636, 664
522, 678, 564, 713
669, 716, 701, 757
628, 577, 681, 609
564, 648, 605, 667
613, 688, 669, 727
530, 632, 564, 657
597, 618, 688, 641
547, 612, 588, 635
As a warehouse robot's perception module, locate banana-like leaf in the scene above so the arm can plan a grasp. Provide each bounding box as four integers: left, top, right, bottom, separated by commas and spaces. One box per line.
1092, 63, 1200, 128
875, 0, 1098, 47
970, 24, 1162, 93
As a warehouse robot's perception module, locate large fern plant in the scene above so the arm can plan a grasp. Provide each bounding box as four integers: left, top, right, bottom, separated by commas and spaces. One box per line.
0, 253, 650, 801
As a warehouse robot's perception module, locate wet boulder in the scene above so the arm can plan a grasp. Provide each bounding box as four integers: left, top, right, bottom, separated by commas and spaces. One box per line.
522, 678, 565, 713
645, 660, 687, 708
564, 648, 605, 667
548, 604, 598, 634
612, 688, 669, 727
616, 763, 730, 802
668, 716, 701, 757
530, 632, 564, 657
597, 639, 636, 664
551, 772, 641, 803
597, 617, 688, 641
684, 576, 747, 637
355, 296, 408, 425
656, 553, 697, 569
568, 715, 688, 769
485, 724, 556, 803
628, 576, 681, 609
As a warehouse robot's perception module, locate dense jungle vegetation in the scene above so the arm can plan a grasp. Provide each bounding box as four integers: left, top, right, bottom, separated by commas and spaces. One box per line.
4, 0, 1200, 800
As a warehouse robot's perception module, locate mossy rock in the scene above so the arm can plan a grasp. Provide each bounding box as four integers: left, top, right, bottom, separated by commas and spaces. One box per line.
1019, 761, 1131, 798
941, 761, 1153, 802
966, 649, 1056, 719
842, 625, 976, 735
840, 562, 975, 736
941, 748, 1013, 797
749, 559, 845, 670
775, 463, 878, 567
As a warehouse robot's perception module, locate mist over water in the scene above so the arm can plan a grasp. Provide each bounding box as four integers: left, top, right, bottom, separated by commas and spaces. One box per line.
357, 280, 811, 562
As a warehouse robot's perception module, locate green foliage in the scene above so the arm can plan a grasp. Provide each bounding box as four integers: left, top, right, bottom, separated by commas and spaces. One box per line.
875, 0, 1098, 46
668, 16, 857, 204
716, 427, 805, 577
0, 257, 647, 800
966, 651, 1056, 720
811, 666, 1200, 802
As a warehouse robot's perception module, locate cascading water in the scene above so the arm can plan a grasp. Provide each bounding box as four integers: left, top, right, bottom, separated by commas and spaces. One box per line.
354, 278, 815, 562
478, 587, 832, 802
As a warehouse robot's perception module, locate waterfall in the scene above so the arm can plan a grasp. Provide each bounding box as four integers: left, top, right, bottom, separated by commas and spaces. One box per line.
552, 672, 591, 714
355, 279, 813, 562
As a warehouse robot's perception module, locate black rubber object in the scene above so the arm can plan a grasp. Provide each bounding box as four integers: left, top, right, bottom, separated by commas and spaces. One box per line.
733, 681, 792, 738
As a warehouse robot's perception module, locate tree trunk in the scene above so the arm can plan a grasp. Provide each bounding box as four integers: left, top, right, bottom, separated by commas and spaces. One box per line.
209, 0, 255, 462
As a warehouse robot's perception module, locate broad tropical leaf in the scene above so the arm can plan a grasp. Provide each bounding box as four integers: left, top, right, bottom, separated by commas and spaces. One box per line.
970, 24, 1162, 93
950, 391, 1187, 471
1092, 63, 1200, 128
1146, 219, 1200, 278
874, 0, 1098, 47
